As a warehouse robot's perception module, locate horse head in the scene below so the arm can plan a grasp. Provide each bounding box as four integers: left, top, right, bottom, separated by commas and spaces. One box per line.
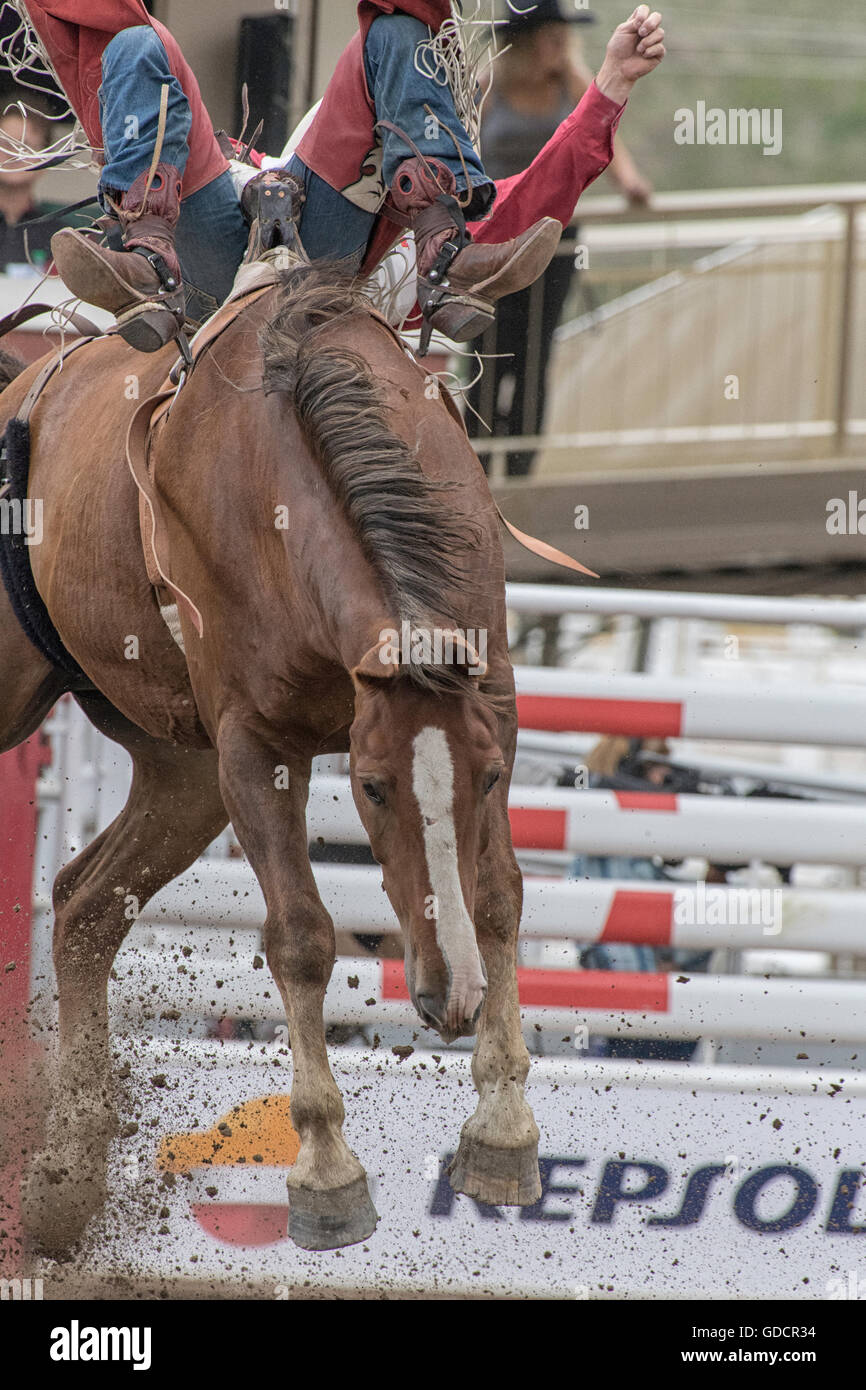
349, 632, 504, 1042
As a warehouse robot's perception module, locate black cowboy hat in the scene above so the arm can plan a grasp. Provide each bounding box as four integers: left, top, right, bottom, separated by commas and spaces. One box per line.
499, 1, 597, 32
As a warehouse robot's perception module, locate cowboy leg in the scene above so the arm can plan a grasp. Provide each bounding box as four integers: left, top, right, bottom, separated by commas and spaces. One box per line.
51, 25, 190, 348
277, 12, 490, 268
98, 26, 191, 209
365, 13, 562, 350
364, 13, 490, 206
102, 28, 248, 318
173, 170, 249, 323
284, 156, 375, 267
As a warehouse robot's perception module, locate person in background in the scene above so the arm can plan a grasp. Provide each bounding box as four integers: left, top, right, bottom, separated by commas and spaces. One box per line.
567, 736, 711, 1062
0, 102, 77, 271
467, 0, 654, 477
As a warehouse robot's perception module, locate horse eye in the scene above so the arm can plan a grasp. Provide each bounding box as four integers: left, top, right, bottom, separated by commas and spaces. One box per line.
484, 770, 501, 795
362, 781, 384, 806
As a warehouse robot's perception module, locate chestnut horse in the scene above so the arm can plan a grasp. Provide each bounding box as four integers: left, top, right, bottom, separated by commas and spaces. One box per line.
0, 264, 539, 1254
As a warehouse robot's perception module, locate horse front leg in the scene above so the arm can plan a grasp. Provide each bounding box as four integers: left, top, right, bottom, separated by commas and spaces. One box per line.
448, 791, 541, 1206
217, 725, 378, 1250
22, 740, 227, 1257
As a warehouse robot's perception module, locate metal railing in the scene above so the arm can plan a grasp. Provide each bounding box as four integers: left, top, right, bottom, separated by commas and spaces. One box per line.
472, 184, 866, 480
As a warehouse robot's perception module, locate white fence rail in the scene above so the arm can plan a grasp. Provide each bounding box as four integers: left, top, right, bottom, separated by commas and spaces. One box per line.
110, 948, 866, 1046
513, 666, 866, 745
506, 583, 866, 629
140, 862, 866, 955
27, 572, 866, 1057
301, 776, 866, 866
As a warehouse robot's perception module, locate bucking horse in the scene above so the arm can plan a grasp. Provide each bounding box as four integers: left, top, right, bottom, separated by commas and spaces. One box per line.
0, 260, 543, 1253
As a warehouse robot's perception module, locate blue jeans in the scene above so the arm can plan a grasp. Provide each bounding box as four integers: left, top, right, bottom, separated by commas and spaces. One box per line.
290, 13, 493, 264
99, 27, 191, 191
99, 26, 247, 317
364, 13, 488, 193
98, 14, 493, 298
285, 156, 375, 268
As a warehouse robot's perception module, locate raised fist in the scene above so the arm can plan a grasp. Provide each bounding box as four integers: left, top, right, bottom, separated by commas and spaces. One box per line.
605, 6, 666, 84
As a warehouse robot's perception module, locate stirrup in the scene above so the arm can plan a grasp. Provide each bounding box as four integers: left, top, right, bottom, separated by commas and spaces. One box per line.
114, 293, 186, 352
115, 305, 179, 352
417, 278, 494, 356
418, 302, 495, 356
415, 225, 487, 355
113, 246, 186, 352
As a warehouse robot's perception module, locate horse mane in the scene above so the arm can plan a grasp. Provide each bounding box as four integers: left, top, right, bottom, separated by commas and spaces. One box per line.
0, 347, 25, 391
259, 261, 487, 697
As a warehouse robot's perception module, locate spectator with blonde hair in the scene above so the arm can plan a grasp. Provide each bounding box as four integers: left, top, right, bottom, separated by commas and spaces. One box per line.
467, 0, 654, 475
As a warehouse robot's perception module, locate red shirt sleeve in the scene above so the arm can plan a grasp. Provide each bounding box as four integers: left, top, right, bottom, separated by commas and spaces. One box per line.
468, 81, 626, 243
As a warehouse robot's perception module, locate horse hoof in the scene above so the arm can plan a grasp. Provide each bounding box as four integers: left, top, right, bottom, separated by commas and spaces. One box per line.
448, 1135, 541, 1207
287, 1173, 378, 1251
20, 1149, 107, 1258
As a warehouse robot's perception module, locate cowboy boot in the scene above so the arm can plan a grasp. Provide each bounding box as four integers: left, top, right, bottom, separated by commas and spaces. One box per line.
50, 164, 186, 352
388, 157, 563, 354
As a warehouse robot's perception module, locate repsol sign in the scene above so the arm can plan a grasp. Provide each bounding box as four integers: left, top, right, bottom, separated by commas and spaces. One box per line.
429, 1158, 866, 1233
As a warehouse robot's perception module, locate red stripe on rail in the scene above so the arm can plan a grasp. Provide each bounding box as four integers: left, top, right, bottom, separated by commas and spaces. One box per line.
601, 889, 674, 945
516, 694, 683, 737
382, 961, 670, 1013
516, 968, 670, 1011
614, 792, 679, 812
508, 806, 567, 850
382, 960, 410, 1000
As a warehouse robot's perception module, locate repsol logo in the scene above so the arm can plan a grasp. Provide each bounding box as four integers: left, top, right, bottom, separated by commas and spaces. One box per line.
430, 1158, 866, 1233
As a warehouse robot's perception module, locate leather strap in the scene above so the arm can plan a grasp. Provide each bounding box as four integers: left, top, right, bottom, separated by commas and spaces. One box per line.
126, 383, 204, 635
125, 281, 279, 637
184, 282, 273, 361
16, 335, 96, 425
116, 82, 169, 221
497, 509, 598, 578
0, 302, 103, 341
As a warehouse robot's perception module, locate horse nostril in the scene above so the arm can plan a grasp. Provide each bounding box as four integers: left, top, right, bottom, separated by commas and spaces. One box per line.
416, 992, 445, 1029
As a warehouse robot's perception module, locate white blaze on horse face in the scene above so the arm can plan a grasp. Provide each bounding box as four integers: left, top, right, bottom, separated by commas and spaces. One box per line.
411, 726, 486, 1028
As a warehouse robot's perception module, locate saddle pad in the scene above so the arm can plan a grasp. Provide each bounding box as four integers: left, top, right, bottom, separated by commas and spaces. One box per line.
0, 416, 92, 687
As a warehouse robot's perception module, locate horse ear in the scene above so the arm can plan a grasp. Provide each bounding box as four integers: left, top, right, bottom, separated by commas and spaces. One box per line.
441, 629, 488, 679
351, 638, 400, 688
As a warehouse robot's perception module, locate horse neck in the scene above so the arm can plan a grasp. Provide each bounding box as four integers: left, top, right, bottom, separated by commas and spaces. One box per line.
316, 558, 396, 677
276, 458, 396, 678
257, 298, 497, 680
